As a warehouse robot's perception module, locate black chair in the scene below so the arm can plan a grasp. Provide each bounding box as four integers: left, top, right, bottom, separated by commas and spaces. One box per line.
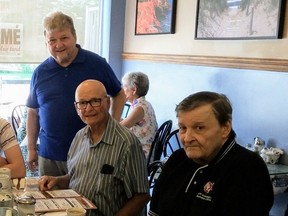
11, 105, 27, 136
163, 129, 182, 158
146, 120, 172, 167
147, 160, 164, 188
146, 160, 164, 214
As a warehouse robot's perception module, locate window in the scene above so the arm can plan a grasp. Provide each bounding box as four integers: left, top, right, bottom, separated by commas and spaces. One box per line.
0, 0, 102, 120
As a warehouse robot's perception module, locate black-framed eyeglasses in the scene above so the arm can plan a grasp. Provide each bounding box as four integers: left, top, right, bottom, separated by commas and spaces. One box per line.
74, 98, 103, 110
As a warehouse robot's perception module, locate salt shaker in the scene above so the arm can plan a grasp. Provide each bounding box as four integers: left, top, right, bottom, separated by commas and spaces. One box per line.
16, 196, 36, 216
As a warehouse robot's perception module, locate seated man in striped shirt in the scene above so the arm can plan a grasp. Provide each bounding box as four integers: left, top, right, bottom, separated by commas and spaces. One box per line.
38, 79, 149, 216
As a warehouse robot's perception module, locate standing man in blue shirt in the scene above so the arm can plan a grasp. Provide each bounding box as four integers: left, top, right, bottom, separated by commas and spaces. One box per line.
26, 11, 126, 176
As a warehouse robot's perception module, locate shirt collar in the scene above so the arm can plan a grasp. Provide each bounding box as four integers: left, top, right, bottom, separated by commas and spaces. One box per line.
83, 115, 115, 147
132, 96, 145, 108
210, 130, 237, 165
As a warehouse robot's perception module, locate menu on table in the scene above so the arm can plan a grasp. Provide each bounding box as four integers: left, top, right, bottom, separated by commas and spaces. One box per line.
12, 177, 97, 213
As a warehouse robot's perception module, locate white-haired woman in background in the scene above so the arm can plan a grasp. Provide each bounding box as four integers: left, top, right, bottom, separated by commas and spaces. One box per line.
121, 72, 158, 158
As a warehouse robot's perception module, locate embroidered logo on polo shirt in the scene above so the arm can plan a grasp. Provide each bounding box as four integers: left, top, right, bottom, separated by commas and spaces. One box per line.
204, 181, 214, 194
196, 181, 215, 202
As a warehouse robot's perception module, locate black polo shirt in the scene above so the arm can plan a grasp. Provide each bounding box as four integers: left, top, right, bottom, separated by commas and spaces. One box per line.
149, 132, 274, 216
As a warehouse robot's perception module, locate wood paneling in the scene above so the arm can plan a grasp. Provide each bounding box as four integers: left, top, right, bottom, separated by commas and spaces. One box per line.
122, 53, 288, 72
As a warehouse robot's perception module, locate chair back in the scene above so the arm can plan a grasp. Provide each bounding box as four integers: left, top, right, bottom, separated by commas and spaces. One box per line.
163, 129, 182, 157
145, 160, 164, 215
146, 120, 172, 166
147, 160, 164, 189
11, 105, 27, 136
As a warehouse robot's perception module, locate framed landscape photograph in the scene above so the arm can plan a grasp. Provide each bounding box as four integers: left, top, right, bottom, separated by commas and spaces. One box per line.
135, 0, 177, 35
195, 0, 286, 40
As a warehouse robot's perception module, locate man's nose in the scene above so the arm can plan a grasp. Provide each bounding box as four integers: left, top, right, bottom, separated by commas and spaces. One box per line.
85, 102, 94, 110
54, 39, 64, 48
183, 129, 196, 142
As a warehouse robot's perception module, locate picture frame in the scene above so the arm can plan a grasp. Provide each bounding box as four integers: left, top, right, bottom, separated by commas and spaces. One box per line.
135, 0, 177, 35
195, 0, 286, 40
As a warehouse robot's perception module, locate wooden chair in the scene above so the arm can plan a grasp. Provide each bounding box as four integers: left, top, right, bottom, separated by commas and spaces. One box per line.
11, 105, 27, 137
146, 120, 172, 167
163, 129, 182, 158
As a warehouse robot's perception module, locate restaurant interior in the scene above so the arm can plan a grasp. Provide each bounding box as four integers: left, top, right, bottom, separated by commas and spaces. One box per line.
1, 0, 288, 215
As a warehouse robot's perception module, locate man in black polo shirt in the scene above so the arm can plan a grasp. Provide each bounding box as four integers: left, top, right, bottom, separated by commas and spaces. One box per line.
149, 91, 273, 216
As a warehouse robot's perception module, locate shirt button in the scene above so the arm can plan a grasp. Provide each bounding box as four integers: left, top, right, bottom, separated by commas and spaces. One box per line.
194, 181, 197, 184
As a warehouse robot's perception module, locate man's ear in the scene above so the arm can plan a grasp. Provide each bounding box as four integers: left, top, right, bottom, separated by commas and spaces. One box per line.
222, 120, 232, 138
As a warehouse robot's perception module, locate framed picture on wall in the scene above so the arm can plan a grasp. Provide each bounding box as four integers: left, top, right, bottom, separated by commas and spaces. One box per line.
135, 0, 177, 35
195, 0, 286, 40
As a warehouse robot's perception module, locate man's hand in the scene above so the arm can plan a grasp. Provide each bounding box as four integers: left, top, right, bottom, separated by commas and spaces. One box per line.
38, 175, 58, 191
27, 148, 38, 172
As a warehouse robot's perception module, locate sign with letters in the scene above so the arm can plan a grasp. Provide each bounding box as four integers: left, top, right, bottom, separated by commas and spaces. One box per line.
0, 23, 23, 57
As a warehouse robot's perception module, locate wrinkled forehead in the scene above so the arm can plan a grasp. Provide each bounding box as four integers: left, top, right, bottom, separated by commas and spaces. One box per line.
177, 104, 216, 123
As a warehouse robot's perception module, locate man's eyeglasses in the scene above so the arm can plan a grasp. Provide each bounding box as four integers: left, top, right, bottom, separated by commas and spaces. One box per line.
75, 98, 103, 110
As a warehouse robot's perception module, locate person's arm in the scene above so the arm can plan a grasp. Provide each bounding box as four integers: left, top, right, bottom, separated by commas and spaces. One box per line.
120, 106, 144, 128
110, 89, 126, 122
2, 145, 26, 178
26, 108, 40, 171
0, 118, 26, 178
0, 157, 7, 166
38, 174, 70, 191
115, 193, 150, 216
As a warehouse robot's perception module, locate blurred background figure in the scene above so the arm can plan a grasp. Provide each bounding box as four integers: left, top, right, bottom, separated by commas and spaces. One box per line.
121, 71, 158, 158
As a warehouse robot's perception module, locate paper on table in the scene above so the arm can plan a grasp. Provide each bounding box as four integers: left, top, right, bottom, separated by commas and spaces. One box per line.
41, 212, 66, 216
35, 197, 96, 213
45, 189, 81, 198
12, 179, 97, 214
13, 190, 47, 199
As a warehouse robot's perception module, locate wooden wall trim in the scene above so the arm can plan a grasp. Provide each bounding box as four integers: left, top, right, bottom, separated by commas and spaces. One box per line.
122, 53, 288, 72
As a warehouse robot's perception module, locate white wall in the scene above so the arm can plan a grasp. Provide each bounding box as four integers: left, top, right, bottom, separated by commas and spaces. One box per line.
124, 0, 288, 59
